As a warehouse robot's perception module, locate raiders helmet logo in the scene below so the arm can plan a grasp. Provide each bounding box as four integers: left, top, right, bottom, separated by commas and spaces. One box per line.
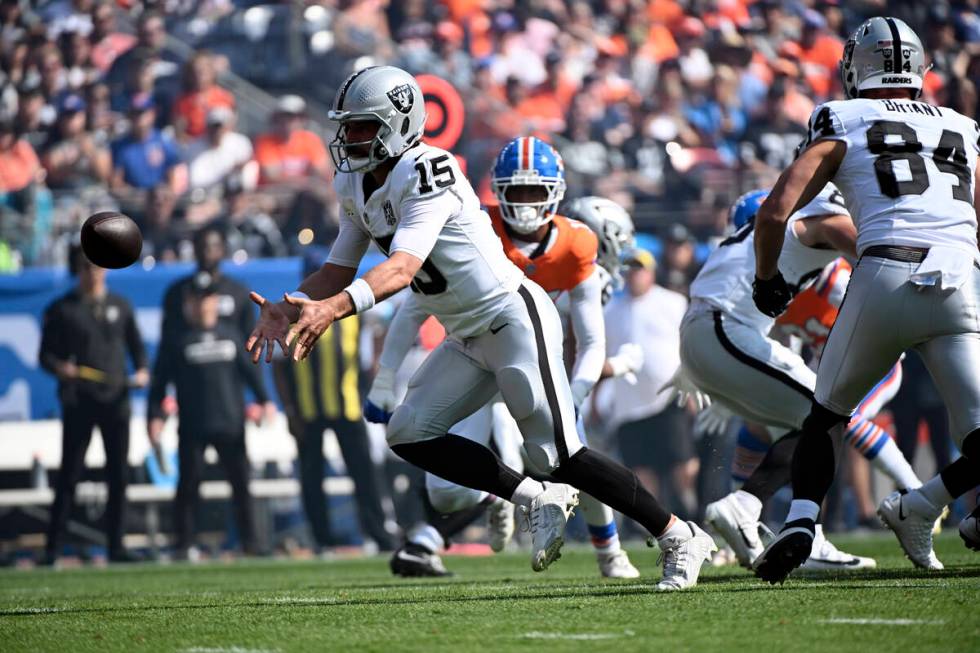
387, 84, 415, 114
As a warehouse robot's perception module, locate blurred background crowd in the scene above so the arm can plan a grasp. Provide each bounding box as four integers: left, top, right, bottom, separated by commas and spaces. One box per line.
1, 0, 977, 561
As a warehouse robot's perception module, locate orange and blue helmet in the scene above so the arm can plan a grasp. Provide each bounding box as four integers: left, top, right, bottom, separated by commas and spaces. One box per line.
491, 136, 566, 234
730, 189, 769, 230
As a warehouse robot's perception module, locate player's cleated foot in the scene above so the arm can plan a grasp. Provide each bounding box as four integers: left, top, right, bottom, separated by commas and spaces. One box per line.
752, 519, 815, 584
597, 549, 640, 578
389, 543, 453, 578
522, 482, 579, 572
877, 490, 943, 570
487, 496, 515, 553
958, 511, 980, 551
705, 492, 764, 568
655, 522, 717, 591
800, 524, 876, 571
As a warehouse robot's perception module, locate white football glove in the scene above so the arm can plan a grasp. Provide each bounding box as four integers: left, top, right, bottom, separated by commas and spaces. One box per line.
607, 343, 644, 384
695, 401, 733, 436
364, 366, 397, 424
658, 366, 711, 411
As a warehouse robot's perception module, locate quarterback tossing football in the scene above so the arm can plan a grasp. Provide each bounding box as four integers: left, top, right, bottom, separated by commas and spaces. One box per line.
80, 211, 143, 269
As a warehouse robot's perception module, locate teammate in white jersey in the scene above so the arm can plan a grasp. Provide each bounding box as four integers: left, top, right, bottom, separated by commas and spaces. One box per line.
751, 17, 980, 582
245, 66, 714, 588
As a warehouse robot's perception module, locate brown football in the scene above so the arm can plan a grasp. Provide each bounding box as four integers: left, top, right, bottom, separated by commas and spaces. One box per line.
80, 212, 142, 269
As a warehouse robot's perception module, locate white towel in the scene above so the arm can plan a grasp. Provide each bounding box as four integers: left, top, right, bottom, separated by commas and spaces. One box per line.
909, 246, 979, 291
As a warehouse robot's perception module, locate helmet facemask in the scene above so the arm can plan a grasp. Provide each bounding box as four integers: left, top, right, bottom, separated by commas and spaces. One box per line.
329, 116, 393, 173
492, 174, 566, 234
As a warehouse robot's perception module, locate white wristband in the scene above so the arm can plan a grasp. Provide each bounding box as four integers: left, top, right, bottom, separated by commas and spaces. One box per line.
344, 278, 376, 314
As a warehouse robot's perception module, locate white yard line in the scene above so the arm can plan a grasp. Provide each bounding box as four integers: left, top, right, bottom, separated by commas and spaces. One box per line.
521, 630, 636, 640
818, 618, 946, 626
179, 647, 281, 653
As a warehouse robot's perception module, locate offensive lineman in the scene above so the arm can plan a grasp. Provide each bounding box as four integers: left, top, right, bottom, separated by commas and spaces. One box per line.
689, 190, 921, 569
376, 149, 644, 578
752, 17, 980, 581
245, 67, 716, 589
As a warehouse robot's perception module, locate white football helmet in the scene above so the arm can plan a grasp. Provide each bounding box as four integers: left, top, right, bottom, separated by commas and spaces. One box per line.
840, 17, 927, 100
328, 65, 427, 173
562, 196, 635, 290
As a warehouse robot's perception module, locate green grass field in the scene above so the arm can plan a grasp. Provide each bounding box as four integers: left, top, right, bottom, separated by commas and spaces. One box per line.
0, 534, 977, 653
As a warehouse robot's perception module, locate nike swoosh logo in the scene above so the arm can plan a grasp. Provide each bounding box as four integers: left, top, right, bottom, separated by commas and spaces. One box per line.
396, 552, 431, 565
490, 323, 509, 335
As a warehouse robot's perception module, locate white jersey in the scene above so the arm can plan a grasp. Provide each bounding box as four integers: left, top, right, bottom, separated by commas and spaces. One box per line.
329, 143, 524, 338
689, 184, 850, 334
806, 98, 980, 256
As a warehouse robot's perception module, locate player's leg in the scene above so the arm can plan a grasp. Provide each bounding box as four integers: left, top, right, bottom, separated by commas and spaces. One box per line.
214, 436, 258, 554
756, 258, 916, 582
295, 420, 333, 549
960, 502, 980, 551
845, 363, 921, 490
480, 281, 714, 587
332, 417, 396, 551
44, 405, 96, 563
880, 328, 980, 567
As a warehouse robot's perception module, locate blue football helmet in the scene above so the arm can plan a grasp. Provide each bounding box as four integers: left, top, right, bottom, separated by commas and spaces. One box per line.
491, 136, 566, 234
729, 189, 769, 229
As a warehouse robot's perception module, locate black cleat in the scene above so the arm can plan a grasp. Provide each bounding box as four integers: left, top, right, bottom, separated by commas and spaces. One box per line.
389, 543, 453, 578
752, 520, 815, 584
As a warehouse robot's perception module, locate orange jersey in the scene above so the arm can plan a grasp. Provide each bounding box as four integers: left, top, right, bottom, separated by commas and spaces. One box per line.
488, 205, 597, 294
777, 258, 852, 355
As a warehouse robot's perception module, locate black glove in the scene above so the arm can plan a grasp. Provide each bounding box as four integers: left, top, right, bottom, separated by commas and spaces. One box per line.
753, 272, 793, 317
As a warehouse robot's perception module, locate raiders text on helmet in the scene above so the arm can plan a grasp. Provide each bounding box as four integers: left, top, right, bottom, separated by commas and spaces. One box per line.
328, 66, 427, 173
840, 17, 928, 99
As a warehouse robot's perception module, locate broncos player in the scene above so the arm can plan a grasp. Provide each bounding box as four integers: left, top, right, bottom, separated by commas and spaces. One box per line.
246, 67, 714, 587
380, 143, 652, 580
752, 17, 980, 581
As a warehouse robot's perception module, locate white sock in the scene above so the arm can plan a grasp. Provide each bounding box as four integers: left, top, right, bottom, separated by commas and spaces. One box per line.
870, 437, 922, 489
733, 490, 763, 518
913, 476, 953, 517
785, 499, 819, 524
408, 524, 444, 553
510, 477, 545, 508
657, 517, 693, 544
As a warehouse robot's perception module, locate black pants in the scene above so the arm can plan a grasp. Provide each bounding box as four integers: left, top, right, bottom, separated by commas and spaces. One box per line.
294, 418, 394, 550
175, 434, 255, 551
46, 399, 130, 557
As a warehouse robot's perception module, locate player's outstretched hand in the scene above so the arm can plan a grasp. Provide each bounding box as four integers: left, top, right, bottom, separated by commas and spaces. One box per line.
283, 293, 337, 362
695, 402, 733, 436
658, 366, 711, 411
752, 273, 793, 318
246, 291, 290, 364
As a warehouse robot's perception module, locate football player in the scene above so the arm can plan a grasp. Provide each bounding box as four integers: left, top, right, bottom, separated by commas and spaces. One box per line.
246, 67, 715, 588
694, 191, 922, 569
381, 146, 652, 580
752, 17, 980, 581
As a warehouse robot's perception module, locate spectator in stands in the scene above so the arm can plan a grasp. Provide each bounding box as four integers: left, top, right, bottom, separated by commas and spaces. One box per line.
88, 1, 135, 74
738, 78, 808, 183
39, 243, 148, 564
110, 93, 185, 198
37, 43, 69, 107
14, 84, 49, 149
136, 184, 181, 263
797, 9, 843, 100
660, 223, 699, 295
272, 252, 397, 553
58, 23, 99, 90
173, 51, 234, 142
148, 273, 274, 559
41, 93, 111, 190
603, 248, 697, 520
105, 10, 180, 102
253, 95, 329, 187
0, 117, 52, 265
185, 106, 253, 197
111, 48, 174, 128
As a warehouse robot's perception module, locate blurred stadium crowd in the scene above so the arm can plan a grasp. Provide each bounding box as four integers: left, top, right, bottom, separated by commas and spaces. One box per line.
1, 0, 978, 559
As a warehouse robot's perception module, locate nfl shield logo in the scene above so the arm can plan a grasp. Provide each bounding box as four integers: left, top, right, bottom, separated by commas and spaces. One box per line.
383, 200, 396, 226
387, 84, 415, 114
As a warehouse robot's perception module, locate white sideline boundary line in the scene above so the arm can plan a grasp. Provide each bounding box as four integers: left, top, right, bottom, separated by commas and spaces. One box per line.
180, 648, 281, 653
818, 618, 946, 626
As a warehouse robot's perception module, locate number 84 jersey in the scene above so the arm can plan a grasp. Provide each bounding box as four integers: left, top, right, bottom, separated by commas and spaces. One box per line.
807, 98, 980, 255
330, 142, 524, 338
